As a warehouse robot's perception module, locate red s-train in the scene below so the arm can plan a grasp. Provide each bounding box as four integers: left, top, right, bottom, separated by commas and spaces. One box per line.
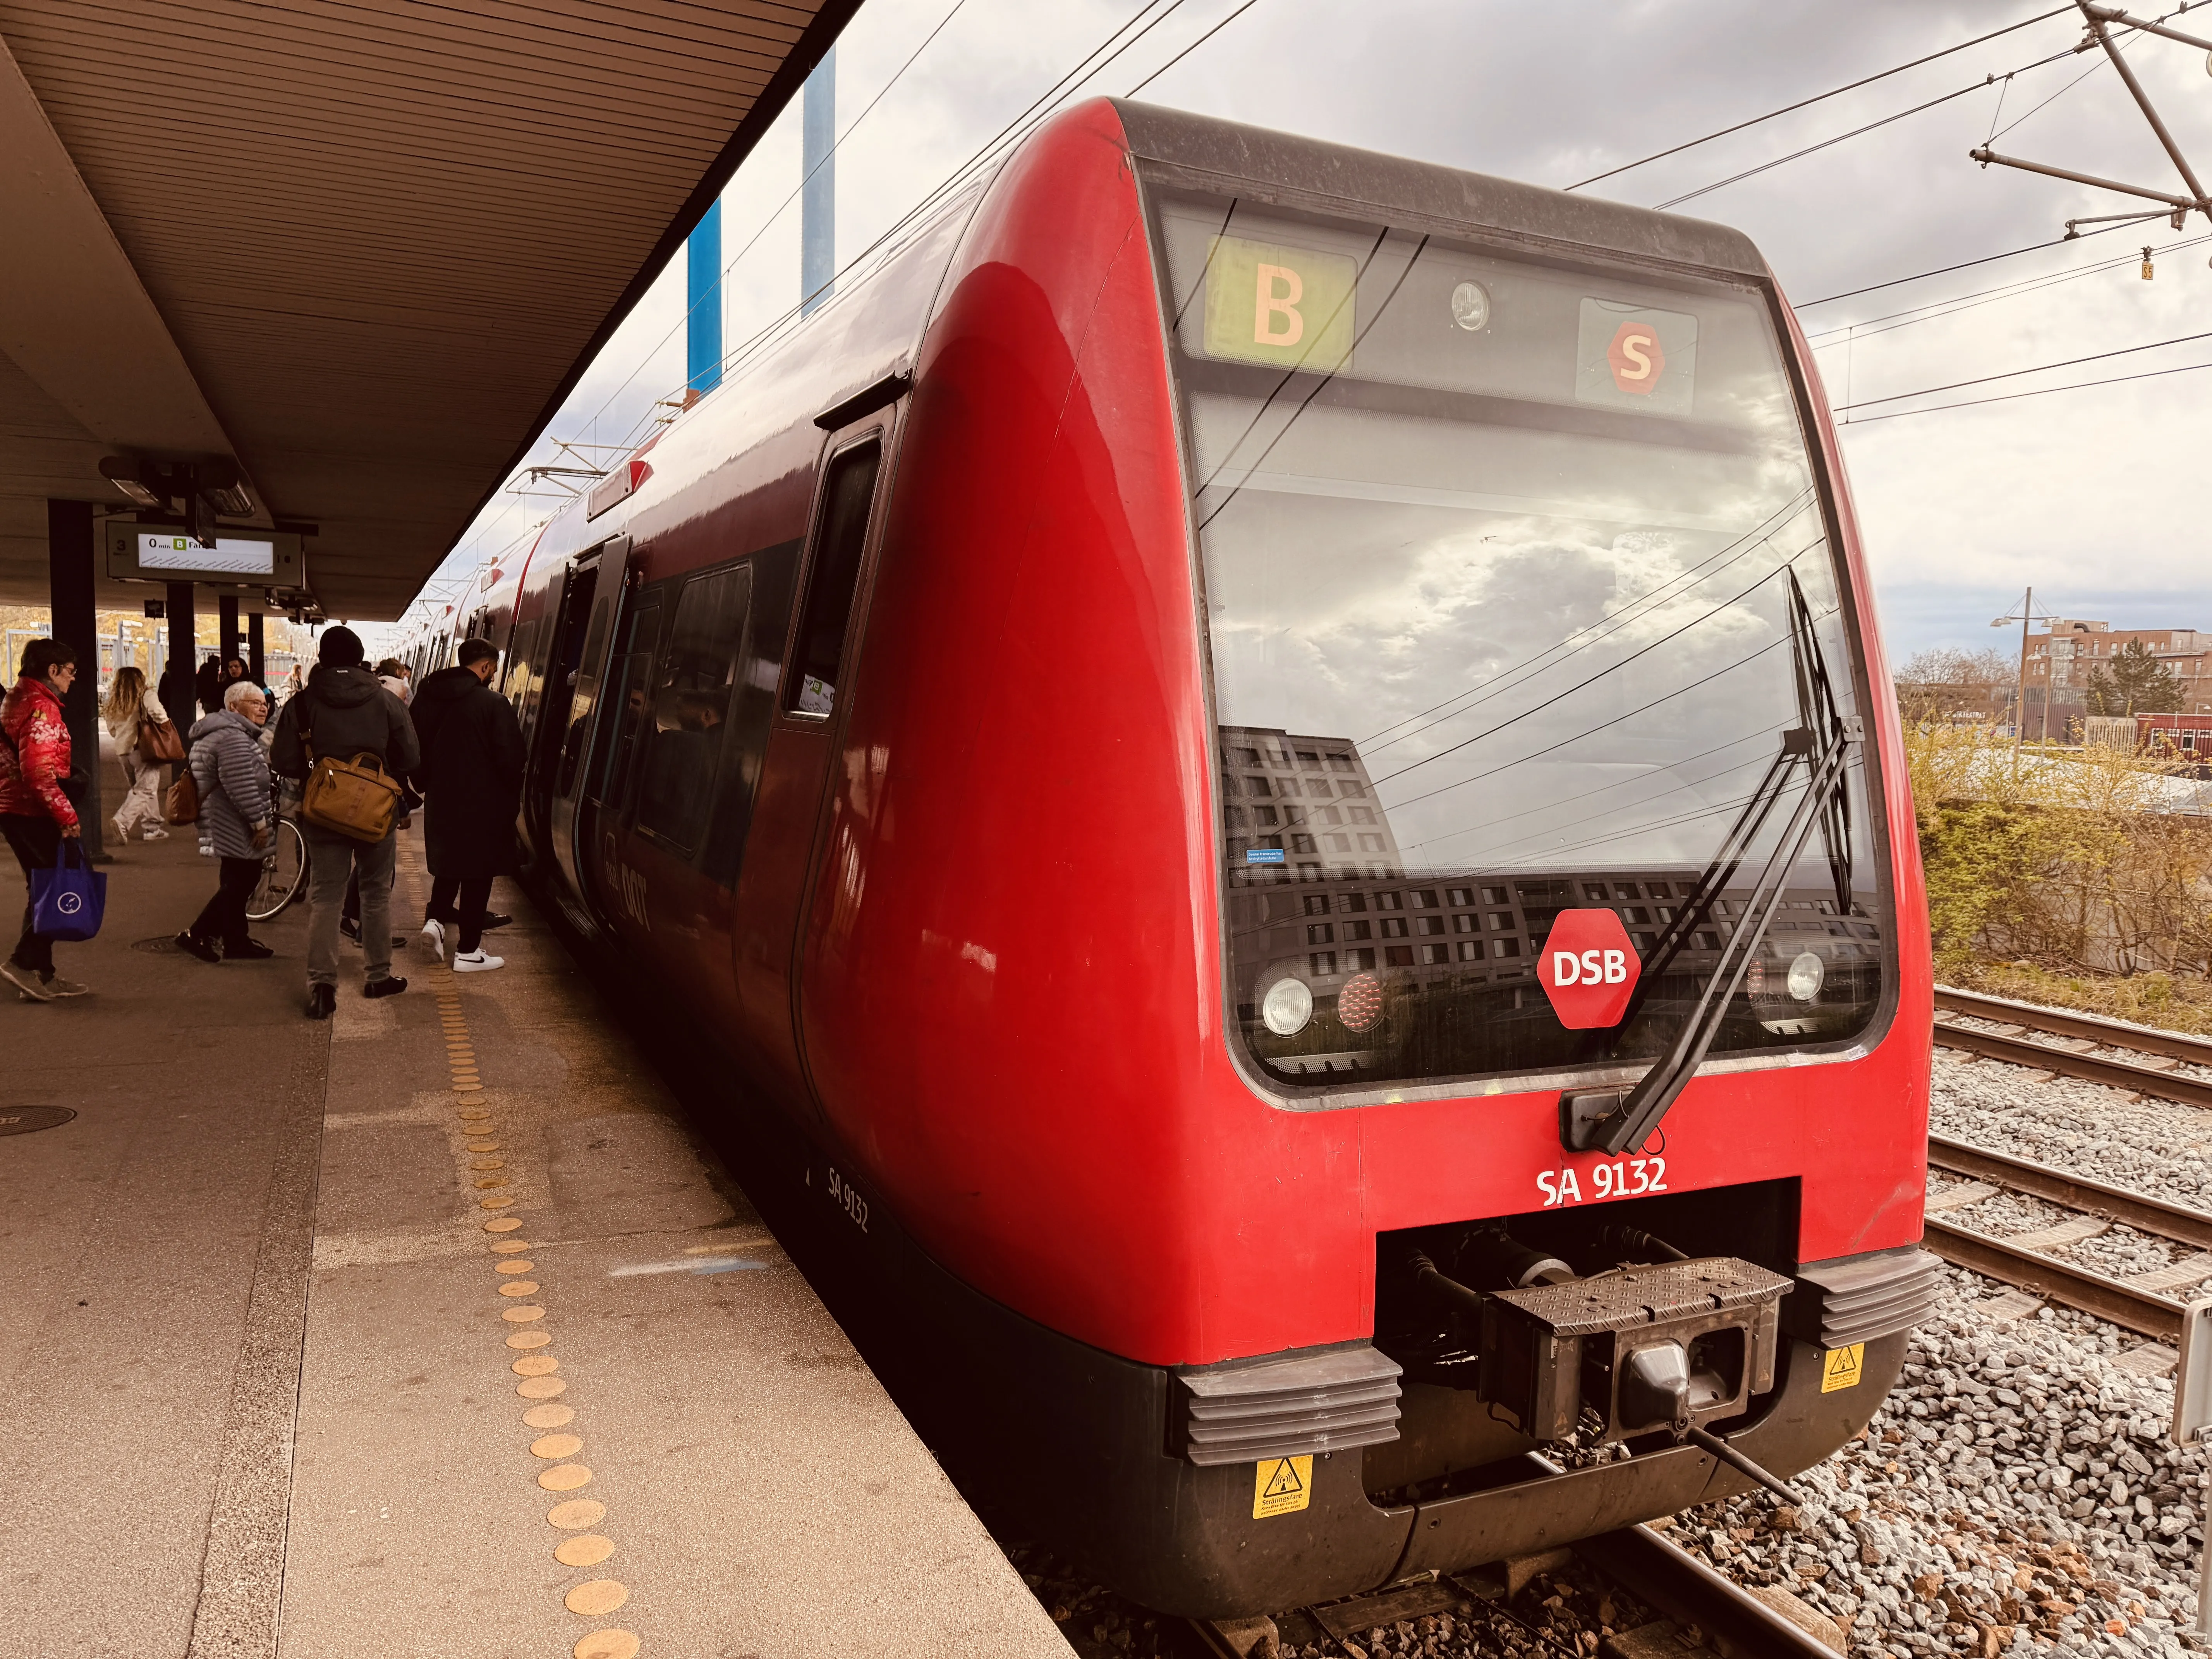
417, 99, 1934, 1615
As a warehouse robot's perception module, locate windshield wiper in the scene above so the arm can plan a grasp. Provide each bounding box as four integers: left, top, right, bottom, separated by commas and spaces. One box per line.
1561, 569, 1860, 1155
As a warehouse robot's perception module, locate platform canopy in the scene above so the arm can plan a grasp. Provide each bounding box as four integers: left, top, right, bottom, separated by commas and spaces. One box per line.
0, 0, 855, 620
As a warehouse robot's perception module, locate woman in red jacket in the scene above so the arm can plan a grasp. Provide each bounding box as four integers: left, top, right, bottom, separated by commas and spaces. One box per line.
0, 638, 86, 1001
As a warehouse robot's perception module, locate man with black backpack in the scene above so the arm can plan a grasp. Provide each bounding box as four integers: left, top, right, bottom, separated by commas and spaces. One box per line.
270, 626, 419, 1019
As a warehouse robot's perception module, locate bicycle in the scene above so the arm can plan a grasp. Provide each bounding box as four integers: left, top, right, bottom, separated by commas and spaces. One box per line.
246, 807, 309, 922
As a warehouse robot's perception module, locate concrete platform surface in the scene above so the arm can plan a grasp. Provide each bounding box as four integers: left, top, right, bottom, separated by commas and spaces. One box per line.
0, 787, 1072, 1659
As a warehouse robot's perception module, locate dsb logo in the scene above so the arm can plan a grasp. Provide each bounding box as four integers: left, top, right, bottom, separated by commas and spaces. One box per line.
1536, 908, 1642, 1029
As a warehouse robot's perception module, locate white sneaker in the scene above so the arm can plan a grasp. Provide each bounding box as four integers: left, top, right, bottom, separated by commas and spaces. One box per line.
198, 842, 214, 857
113, 814, 130, 842
143, 826, 170, 840
452, 950, 505, 973
420, 918, 446, 962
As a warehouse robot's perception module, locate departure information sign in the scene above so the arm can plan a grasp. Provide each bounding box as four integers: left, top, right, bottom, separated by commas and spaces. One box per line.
137, 532, 275, 576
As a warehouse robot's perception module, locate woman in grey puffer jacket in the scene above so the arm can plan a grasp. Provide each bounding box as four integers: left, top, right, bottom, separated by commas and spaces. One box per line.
175, 681, 276, 961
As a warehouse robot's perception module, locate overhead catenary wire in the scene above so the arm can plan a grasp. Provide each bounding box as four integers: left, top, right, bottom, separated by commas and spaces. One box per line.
1796, 214, 2160, 307
1560, 5, 2076, 191
1839, 354, 2212, 423
1832, 326, 2212, 412
1804, 231, 2212, 345
598, 0, 1215, 457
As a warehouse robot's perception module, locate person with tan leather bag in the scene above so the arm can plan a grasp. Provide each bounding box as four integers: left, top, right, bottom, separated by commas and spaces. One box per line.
102, 666, 177, 842
269, 627, 420, 1019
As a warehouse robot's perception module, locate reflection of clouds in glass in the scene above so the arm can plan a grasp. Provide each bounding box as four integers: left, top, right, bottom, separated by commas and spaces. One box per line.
1204, 484, 1860, 875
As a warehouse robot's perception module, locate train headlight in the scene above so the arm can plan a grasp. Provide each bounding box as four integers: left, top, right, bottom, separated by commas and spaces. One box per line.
1260, 977, 1314, 1036
1451, 280, 1491, 331
1786, 951, 1825, 1002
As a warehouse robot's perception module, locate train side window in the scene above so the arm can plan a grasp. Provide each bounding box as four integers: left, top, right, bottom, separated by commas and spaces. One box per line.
784, 439, 881, 717
635, 565, 753, 853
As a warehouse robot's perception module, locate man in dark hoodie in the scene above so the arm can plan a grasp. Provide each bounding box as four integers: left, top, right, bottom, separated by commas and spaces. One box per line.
271, 626, 420, 1018
410, 638, 524, 972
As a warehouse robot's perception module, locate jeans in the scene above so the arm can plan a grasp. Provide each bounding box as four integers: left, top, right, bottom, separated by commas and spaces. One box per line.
304, 823, 396, 988
2, 813, 62, 973
428, 876, 493, 954
115, 751, 165, 837
189, 856, 264, 950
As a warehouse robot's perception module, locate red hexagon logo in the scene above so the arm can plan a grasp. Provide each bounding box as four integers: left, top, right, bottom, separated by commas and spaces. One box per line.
1536, 908, 1642, 1029
1607, 321, 1666, 395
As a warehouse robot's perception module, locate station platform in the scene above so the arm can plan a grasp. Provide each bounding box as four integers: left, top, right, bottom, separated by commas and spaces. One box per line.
0, 778, 1073, 1659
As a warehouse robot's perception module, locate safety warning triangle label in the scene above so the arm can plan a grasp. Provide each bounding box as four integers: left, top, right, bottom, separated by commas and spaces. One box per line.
1252, 1454, 1313, 1518
1820, 1342, 1865, 1393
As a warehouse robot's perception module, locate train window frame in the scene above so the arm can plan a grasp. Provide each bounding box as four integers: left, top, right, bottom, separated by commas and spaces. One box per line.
632, 561, 756, 857
780, 433, 886, 721
1130, 165, 1904, 1113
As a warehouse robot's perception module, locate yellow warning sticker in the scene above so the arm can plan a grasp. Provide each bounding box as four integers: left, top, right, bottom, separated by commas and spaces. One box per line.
1253, 1455, 1313, 1519
1821, 1342, 1865, 1393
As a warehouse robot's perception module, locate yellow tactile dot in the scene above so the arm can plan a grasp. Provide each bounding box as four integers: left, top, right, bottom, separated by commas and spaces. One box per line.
474, 1178, 509, 1191
538, 1463, 592, 1491
554, 1533, 613, 1568
525, 1403, 575, 1429
484, 1217, 522, 1233
514, 1355, 560, 1377
508, 1331, 553, 1350
466, 1141, 499, 1152
496, 1259, 534, 1274
518, 1376, 568, 1400
498, 1281, 539, 1296
573, 1631, 639, 1659
546, 1498, 603, 1529
480, 1196, 514, 1210
470, 1158, 504, 1171
492, 1240, 532, 1255
565, 1580, 628, 1616
501, 1306, 544, 1323
532, 1432, 584, 1458
454, 1085, 484, 1095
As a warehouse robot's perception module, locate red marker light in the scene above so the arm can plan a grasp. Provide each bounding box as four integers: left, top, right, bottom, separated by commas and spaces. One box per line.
1336, 972, 1384, 1033
1535, 909, 1641, 1029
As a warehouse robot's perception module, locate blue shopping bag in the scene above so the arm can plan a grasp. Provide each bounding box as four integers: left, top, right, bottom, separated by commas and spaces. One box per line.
31, 838, 106, 941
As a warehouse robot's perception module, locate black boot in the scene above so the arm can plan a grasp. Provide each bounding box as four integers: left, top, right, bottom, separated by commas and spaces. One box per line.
306, 983, 336, 1019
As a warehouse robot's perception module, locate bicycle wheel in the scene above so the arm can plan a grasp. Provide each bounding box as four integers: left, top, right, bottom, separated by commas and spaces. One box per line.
247, 818, 308, 922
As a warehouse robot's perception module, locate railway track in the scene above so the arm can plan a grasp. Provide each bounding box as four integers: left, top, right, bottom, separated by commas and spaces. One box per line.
1195, 1497, 1841, 1659
1922, 988, 2212, 1338
1931, 985, 2212, 1108
1922, 1134, 2210, 1341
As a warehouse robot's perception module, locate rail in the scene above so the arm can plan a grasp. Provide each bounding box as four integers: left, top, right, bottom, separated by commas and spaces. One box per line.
1920, 1137, 2205, 1340
1572, 1520, 1841, 1659
1932, 988, 2212, 1109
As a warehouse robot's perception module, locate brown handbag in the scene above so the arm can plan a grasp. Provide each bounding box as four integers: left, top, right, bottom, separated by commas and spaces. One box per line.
300, 749, 402, 842
165, 767, 199, 824
137, 717, 185, 764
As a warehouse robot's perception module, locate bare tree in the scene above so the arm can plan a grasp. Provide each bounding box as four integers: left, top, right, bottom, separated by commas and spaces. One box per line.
1894, 647, 2017, 726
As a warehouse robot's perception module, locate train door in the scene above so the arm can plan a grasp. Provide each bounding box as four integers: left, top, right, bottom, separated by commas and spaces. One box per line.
575, 591, 664, 936
732, 427, 890, 1108
543, 541, 631, 928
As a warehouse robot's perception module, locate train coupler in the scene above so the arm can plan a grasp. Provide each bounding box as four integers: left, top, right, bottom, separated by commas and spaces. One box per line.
1479, 1257, 1793, 1444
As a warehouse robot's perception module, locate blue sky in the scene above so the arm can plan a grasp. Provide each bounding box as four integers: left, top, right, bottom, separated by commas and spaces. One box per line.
362, 0, 2212, 672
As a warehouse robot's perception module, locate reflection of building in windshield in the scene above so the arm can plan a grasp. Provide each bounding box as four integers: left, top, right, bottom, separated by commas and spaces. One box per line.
1219, 724, 1884, 1082
1219, 725, 1400, 880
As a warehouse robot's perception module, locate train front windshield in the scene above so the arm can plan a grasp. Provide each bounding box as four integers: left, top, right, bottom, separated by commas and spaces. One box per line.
1151, 190, 1888, 1095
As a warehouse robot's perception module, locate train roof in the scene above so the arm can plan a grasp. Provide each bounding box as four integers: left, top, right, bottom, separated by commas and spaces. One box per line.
1112, 100, 1769, 285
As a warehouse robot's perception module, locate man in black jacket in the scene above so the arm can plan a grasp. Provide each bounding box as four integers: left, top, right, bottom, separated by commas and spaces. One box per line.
271, 626, 420, 1018
410, 637, 523, 972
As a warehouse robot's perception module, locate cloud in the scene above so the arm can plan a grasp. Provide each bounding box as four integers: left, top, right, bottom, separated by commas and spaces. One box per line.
384, 0, 2210, 674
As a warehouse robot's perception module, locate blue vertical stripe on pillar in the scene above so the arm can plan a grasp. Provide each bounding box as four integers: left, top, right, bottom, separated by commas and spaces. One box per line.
802, 48, 836, 316
687, 198, 723, 396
